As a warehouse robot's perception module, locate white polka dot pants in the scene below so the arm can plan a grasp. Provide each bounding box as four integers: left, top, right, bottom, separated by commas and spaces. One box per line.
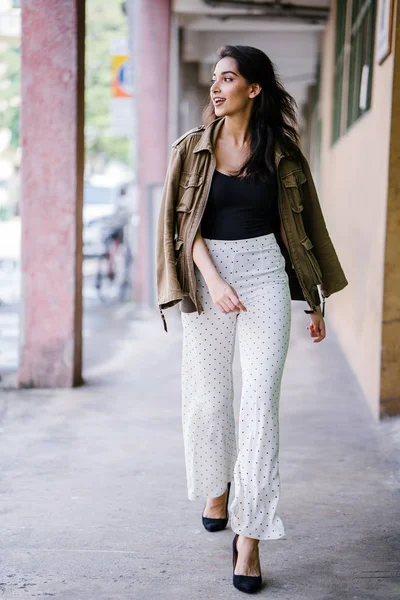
181, 233, 291, 541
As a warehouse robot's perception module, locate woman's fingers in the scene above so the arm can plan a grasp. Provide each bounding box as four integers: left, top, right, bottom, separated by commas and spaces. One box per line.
226, 297, 240, 312
209, 280, 247, 314
218, 294, 246, 314
313, 319, 326, 343
236, 299, 247, 312
307, 319, 326, 343
230, 288, 247, 312
218, 299, 231, 313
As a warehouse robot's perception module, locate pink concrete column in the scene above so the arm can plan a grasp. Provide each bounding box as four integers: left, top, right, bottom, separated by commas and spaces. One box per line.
136, 0, 171, 306
18, 0, 85, 387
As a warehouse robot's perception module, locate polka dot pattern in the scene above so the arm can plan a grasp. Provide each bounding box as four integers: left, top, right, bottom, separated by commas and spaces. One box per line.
181, 233, 291, 541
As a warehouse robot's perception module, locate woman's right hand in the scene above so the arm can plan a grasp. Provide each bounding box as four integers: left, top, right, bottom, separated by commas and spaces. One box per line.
206, 274, 247, 314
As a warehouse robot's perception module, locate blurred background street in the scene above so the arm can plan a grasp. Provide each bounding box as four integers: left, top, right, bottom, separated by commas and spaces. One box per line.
0, 0, 140, 385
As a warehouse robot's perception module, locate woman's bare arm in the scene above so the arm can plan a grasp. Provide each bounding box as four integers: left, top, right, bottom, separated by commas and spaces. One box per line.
192, 229, 221, 287
192, 229, 247, 313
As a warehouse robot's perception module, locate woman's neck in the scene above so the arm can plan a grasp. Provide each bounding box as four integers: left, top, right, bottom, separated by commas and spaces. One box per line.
219, 114, 251, 148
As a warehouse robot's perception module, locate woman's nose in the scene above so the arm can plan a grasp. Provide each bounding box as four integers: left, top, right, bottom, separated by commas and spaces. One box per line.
211, 80, 220, 94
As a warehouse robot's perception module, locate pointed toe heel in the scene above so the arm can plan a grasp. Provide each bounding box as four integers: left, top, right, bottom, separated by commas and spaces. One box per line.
202, 482, 231, 532
232, 533, 262, 594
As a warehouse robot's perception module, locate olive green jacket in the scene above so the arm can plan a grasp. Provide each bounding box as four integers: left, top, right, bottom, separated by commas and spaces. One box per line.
156, 117, 348, 331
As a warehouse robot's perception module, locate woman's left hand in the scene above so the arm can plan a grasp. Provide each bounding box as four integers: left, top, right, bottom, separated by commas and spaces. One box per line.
306, 306, 326, 343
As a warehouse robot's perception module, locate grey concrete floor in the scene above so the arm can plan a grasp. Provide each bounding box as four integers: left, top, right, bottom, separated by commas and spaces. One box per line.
0, 302, 399, 600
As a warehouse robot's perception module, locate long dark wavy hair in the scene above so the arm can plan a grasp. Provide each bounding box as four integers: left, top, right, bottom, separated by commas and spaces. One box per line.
203, 45, 301, 182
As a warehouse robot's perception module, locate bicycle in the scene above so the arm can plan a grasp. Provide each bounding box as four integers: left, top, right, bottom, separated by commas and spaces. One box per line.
94, 223, 133, 304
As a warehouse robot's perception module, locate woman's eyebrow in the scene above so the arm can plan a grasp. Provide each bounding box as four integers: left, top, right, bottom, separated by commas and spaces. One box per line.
212, 70, 238, 77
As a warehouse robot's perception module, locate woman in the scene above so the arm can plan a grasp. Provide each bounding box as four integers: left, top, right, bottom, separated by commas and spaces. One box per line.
156, 45, 348, 594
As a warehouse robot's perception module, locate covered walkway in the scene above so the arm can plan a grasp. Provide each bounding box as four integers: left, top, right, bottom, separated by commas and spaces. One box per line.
1, 304, 399, 599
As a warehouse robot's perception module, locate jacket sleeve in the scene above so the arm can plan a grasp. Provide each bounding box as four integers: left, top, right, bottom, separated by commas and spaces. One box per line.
299, 152, 348, 298
156, 145, 184, 309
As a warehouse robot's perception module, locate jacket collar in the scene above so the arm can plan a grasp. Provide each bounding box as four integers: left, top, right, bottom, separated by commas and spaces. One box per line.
193, 116, 289, 168
193, 117, 225, 154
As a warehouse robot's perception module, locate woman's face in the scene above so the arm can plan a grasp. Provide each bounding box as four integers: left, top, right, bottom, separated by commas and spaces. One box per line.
210, 56, 260, 117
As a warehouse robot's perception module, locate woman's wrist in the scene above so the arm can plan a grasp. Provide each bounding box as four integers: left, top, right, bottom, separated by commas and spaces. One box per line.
204, 270, 222, 286
304, 304, 322, 315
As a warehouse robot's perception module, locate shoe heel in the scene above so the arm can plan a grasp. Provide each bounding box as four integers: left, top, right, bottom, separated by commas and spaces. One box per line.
232, 533, 263, 594
202, 482, 231, 532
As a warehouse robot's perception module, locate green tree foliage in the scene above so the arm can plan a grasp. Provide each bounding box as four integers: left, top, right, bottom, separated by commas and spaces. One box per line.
85, 0, 130, 169
0, 46, 20, 150
0, 2, 130, 166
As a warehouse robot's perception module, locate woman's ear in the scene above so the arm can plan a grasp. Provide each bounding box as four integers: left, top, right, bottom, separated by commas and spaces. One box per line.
249, 83, 262, 99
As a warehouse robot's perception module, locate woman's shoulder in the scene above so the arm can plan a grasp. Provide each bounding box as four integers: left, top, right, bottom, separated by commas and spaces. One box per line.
171, 125, 205, 150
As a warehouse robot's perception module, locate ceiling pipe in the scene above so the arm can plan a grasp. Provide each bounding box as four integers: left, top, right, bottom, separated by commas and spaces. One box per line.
202, 0, 330, 22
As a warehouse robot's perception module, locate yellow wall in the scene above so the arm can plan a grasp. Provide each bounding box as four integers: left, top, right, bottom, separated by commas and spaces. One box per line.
380, 2, 400, 416
318, 4, 396, 418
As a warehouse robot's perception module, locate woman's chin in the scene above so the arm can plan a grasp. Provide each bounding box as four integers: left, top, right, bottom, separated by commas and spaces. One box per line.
214, 105, 227, 117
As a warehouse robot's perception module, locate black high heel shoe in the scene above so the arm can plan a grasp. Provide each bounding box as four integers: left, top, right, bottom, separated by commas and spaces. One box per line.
232, 533, 262, 594
202, 482, 231, 532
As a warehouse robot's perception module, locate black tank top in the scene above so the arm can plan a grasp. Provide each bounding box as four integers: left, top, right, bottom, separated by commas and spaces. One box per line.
200, 170, 279, 241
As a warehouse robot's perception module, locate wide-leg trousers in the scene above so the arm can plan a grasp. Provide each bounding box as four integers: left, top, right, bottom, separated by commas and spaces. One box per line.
180, 233, 291, 541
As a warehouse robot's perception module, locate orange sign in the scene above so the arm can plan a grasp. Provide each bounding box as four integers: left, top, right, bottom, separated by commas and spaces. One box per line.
112, 55, 132, 98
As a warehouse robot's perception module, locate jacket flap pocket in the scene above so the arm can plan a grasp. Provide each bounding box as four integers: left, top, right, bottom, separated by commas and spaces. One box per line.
300, 236, 314, 251
179, 172, 202, 189
282, 170, 307, 188
290, 201, 303, 213
174, 239, 184, 252
282, 171, 305, 213
176, 201, 192, 213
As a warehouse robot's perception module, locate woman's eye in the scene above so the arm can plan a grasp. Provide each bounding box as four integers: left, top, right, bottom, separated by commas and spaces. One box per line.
210, 77, 232, 84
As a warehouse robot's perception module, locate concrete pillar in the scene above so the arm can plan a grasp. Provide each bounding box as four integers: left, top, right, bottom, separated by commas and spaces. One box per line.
380, 3, 400, 416
136, 0, 171, 307
18, 0, 85, 387
167, 12, 180, 147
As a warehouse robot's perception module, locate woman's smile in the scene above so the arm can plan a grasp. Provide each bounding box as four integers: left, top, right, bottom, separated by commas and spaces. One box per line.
213, 97, 226, 107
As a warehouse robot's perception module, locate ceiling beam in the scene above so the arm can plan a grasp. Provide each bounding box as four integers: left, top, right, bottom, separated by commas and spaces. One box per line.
203, 0, 329, 21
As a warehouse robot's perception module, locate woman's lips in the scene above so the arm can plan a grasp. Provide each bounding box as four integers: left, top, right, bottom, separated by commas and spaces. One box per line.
213, 98, 226, 107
